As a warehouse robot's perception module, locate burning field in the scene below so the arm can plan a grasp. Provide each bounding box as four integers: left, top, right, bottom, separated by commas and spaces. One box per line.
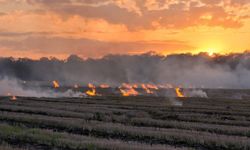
0, 81, 250, 150
1, 53, 250, 150
3, 0, 250, 148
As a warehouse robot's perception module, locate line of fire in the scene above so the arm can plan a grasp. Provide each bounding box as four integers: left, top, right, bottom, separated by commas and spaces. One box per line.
51, 81, 185, 97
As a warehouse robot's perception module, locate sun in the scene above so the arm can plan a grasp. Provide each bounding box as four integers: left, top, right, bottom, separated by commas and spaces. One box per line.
198, 42, 224, 56
193, 46, 220, 56
207, 48, 216, 56
192, 38, 226, 56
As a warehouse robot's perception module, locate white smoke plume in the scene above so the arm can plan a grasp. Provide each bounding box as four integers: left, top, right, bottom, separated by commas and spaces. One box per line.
186, 89, 208, 98
2, 52, 250, 89
0, 78, 85, 98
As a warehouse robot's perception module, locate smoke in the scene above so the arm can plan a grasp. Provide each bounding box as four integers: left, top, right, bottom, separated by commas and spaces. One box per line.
186, 89, 208, 98
0, 78, 85, 98
164, 88, 207, 106
1, 51, 250, 89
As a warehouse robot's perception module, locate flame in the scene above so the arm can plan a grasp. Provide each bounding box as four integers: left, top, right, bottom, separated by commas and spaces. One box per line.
86, 89, 96, 96
74, 84, 79, 88
146, 84, 159, 90
100, 84, 110, 88
121, 83, 132, 89
119, 88, 138, 96
132, 84, 138, 89
141, 84, 154, 94
88, 83, 95, 89
52, 80, 60, 88
175, 88, 184, 97
11, 96, 17, 100
86, 83, 96, 96
7, 93, 16, 100
119, 83, 139, 96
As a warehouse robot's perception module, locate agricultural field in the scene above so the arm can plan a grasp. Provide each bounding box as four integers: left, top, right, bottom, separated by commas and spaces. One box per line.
0, 94, 250, 150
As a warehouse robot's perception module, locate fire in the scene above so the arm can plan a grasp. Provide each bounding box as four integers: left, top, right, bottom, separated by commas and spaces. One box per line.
146, 84, 159, 90
88, 83, 95, 89
175, 88, 184, 97
52, 80, 60, 88
120, 83, 139, 89
121, 83, 132, 89
7, 93, 17, 100
11, 96, 17, 100
132, 84, 138, 89
119, 83, 139, 96
86, 83, 96, 96
120, 88, 139, 96
141, 84, 154, 94
86, 89, 96, 96
100, 84, 110, 88
74, 84, 79, 88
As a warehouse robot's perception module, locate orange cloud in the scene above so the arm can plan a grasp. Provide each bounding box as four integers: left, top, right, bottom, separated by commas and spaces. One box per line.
0, 0, 250, 58
0, 36, 194, 58
26, 0, 249, 29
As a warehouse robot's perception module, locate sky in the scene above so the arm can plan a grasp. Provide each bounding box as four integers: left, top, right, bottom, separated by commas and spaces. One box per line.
0, 0, 250, 59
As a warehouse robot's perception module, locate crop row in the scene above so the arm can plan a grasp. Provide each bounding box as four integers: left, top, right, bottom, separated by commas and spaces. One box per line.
0, 123, 180, 150
1, 104, 250, 137
0, 111, 249, 150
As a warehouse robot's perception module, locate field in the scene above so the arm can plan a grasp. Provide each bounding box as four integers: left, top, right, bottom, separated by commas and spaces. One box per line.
0, 94, 250, 150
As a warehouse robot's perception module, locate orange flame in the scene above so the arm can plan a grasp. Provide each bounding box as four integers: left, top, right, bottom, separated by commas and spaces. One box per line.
11, 96, 17, 100
100, 84, 110, 88
88, 83, 95, 88
132, 84, 138, 89
86, 83, 96, 96
175, 88, 184, 97
146, 84, 159, 90
120, 88, 138, 96
141, 84, 154, 94
52, 80, 60, 88
7, 93, 16, 100
119, 83, 139, 96
121, 83, 132, 89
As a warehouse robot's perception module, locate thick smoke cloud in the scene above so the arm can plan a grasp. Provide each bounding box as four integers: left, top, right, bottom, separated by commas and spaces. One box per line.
1, 52, 250, 89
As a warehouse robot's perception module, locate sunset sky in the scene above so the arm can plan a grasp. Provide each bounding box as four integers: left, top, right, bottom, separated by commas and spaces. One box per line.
0, 0, 250, 59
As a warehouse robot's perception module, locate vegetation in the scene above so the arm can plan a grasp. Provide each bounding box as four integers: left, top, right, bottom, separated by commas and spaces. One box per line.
0, 96, 250, 149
